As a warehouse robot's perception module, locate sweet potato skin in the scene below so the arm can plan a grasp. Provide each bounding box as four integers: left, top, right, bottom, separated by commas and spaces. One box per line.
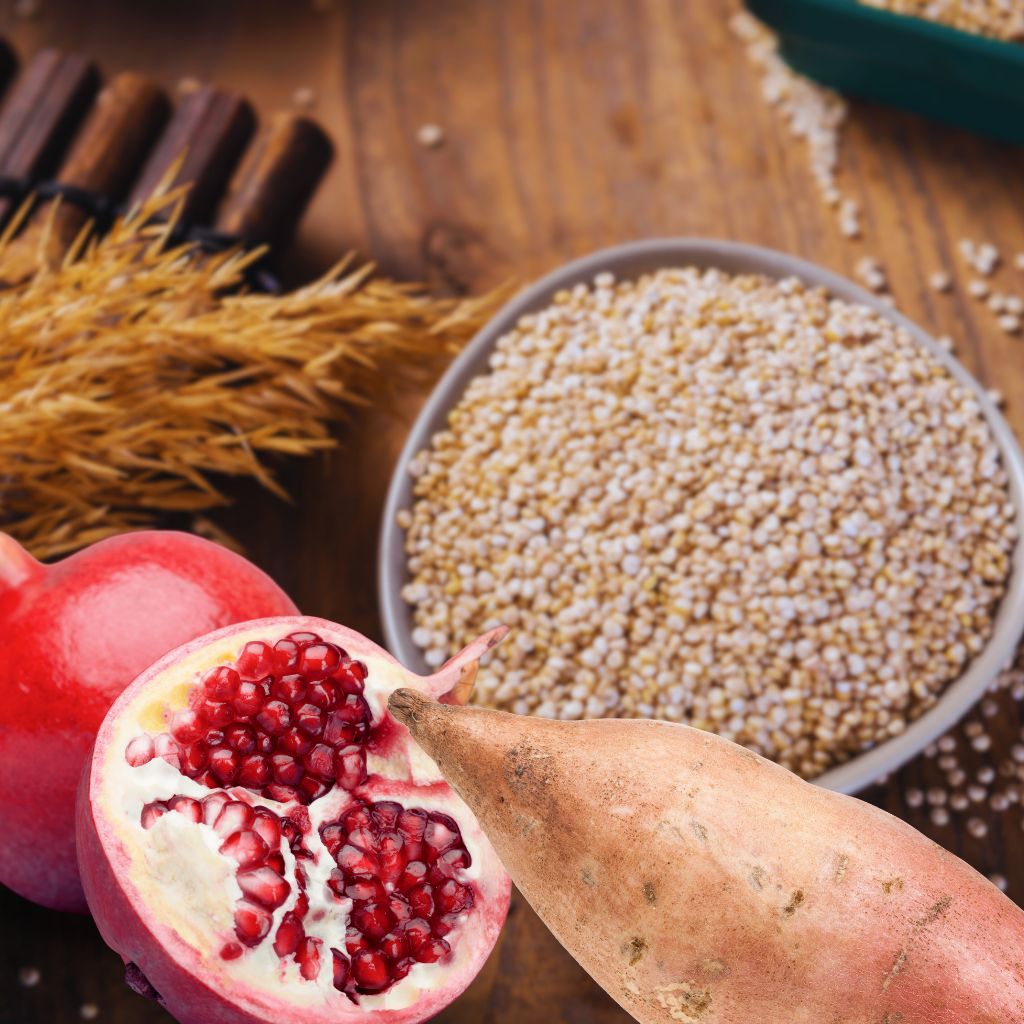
390, 694, 1024, 1024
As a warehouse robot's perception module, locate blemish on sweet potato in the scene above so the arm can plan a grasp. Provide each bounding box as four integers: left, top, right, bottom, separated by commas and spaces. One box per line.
881, 877, 904, 894
882, 948, 907, 992
643, 881, 657, 905
782, 889, 805, 916
581, 867, 596, 887
916, 895, 952, 926
691, 821, 708, 846
655, 981, 713, 1021
622, 935, 649, 966
700, 958, 728, 977
748, 866, 767, 892
832, 853, 849, 885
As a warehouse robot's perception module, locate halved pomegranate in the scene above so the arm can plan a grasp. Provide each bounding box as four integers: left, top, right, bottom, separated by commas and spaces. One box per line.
77, 617, 511, 1024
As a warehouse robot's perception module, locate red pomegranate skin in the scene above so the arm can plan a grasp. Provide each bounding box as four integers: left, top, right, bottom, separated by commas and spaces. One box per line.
0, 530, 298, 913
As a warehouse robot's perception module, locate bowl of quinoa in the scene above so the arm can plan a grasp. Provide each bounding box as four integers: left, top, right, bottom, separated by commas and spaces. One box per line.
379, 239, 1024, 794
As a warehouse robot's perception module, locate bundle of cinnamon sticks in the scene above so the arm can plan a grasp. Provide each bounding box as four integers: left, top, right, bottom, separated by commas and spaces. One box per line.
0, 42, 333, 282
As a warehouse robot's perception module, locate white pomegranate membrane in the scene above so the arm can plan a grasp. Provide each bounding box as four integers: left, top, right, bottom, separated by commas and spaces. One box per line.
98, 621, 507, 1016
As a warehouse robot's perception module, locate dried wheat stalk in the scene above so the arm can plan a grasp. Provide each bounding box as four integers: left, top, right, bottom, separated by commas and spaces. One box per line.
0, 192, 505, 558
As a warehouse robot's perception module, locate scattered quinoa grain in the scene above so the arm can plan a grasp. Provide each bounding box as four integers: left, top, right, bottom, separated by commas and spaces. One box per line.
79, 1005, 99, 1021
929, 271, 952, 292
416, 123, 445, 148
18, 966, 40, 987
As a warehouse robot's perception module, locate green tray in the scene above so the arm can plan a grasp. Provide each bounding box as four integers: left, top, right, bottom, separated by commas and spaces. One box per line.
744, 0, 1024, 145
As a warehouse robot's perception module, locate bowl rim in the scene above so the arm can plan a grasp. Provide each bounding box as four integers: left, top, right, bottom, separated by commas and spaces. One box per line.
378, 237, 1024, 795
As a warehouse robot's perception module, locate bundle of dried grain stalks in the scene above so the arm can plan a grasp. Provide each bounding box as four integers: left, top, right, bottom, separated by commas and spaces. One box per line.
0, 191, 503, 558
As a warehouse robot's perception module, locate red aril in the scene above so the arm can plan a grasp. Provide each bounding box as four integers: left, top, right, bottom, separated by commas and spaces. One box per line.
0, 530, 298, 913
77, 618, 510, 1023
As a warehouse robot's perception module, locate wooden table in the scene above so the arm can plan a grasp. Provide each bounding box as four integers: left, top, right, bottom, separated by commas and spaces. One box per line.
3, 1, 1024, 1021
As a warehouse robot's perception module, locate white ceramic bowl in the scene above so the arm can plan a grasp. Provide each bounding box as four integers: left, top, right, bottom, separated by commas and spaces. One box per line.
378, 239, 1024, 794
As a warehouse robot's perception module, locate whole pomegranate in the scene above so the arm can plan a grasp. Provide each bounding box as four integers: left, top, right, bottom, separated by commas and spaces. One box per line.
77, 617, 510, 1024
0, 530, 298, 913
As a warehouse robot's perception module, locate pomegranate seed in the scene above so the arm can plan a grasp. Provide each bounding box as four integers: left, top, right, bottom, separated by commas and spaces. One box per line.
271, 753, 303, 786
204, 729, 225, 747
403, 918, 431, 952
237, 641, 275, 680
214, 801, 254, 839
345, 925, 369, 955
272, 675, 306, 704
436, 879, 474, 915
294, 891, 309, 917
398, 860, 428, 892
140, 801, 167, 829
202, 792, 231, 825
204, 666, 240, 701
430, 846, 472, 882
287, 631, 322, 645
169, 710, 203, 743
348, 827, 377, 851
372, 802, 401, 829
415, 938, 450, 964
209, 747, 239, 784
303, 743, 334, 781
298, 642, 341, 680
321, 824, 345, 856
278, 728, 312, 757
273, 914, 304, 957
391, 958, 413, 981
220, 942, 243, 960
220, 830, 269, 869
224, 723, 256, 753
305, 681, 338, 709
380, 933, 408, 960
125, 734, 155, 767
332, 664, 365, 695
333, 744, 366, 789
352, 949, 389, 992
345, 877, 386, 903
256, 700, 291, 736
397, 808, 428, 840
256, 734, 275, 754
424, 814, 460, 858
337, 843, 380, 875
331, 948, 350, 991
344, 805, 372, 832
408, 883, 434, 918
234, 900, 273, 946
200, 700, 234, 727
153, 733, 181, 770
272, 637, 301, 673
232, 680, 265, 717
167, 795, 203, 823
180, 744, 207, 777
267, 852, 286, 875
297, 936, 321, 980
237, 754, 271, 787
350, 661, 367, 681
389, 893, 413, 922
299, 776, 329, 802
238, 866, 289, 909
251, 809, 281, 848
327, 869, 347, 899
432, 914, 458, 938
266, 783, 301, 803
295, 704, 324, 736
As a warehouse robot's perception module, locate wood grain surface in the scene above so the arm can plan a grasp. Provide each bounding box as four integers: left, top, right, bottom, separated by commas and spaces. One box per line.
3, 1, 1024, 1022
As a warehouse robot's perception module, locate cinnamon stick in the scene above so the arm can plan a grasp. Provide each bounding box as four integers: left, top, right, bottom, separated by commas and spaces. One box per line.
214, 113, 332, 249
0, 49, 98, 226
129, 84, 254, 223
0, 71, 167, 278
